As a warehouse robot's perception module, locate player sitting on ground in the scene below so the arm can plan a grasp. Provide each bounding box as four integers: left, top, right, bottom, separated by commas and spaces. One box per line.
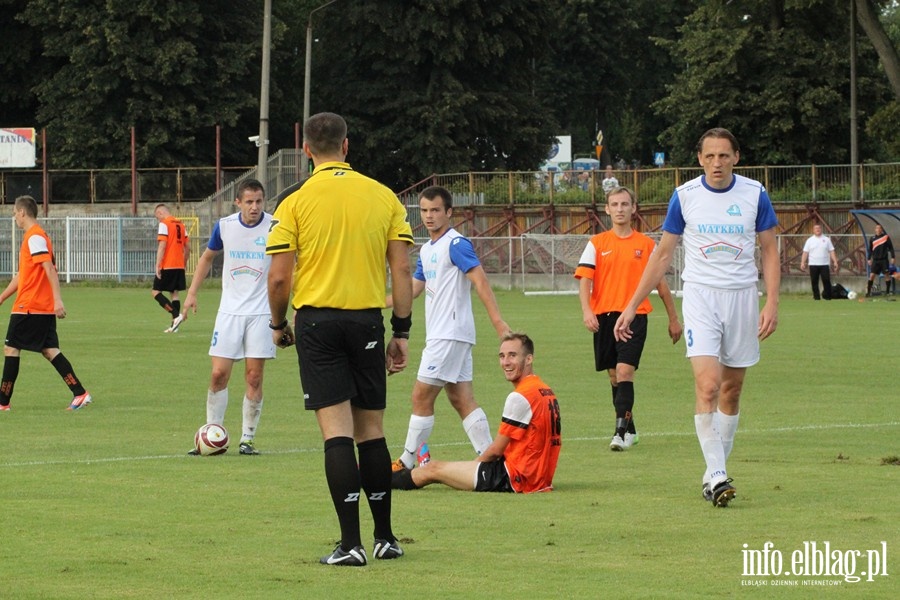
392, 332, 561, 493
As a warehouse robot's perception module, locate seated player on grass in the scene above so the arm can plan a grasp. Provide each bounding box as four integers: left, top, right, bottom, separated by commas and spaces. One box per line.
392, 332, 561, 493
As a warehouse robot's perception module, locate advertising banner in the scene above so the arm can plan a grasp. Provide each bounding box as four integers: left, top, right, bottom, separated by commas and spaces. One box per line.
0, 128, 37, 168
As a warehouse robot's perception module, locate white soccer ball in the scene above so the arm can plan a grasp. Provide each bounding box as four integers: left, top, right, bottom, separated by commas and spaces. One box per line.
194, 423, 229, 456
847, 291, 858, 300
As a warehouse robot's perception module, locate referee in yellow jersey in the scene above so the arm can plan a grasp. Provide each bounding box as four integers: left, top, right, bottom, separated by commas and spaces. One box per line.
266, 112, 414, 567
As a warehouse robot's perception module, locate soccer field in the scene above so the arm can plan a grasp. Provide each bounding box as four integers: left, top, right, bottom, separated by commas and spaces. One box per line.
0, 287, 897, 598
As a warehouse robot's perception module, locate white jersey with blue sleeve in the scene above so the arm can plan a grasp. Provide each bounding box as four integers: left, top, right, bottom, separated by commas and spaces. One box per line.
662, 174, 778, 290
212, 212, 273, 315
414, 228, 481, 344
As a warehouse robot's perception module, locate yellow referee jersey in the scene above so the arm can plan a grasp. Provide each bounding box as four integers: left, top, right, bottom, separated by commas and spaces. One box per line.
266, 161, 414, 310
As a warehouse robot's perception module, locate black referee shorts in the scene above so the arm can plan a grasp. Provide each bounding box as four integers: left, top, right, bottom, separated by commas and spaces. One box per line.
294, 307, 386, 411
593, 312, 648, 372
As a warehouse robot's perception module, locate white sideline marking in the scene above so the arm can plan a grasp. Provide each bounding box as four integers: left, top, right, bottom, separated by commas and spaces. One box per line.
1, 421, 896, 469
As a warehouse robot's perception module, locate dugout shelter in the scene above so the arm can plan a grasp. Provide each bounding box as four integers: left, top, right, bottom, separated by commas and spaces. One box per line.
851, 209, 900, 272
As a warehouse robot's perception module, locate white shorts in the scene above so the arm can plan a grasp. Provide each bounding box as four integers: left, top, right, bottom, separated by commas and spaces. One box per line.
416, 339, 474, 385
209, 313, 276, 360
682, 283, 759, 368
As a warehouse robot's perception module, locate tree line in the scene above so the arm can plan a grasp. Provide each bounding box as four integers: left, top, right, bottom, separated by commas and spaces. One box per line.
1, 0, 897, 190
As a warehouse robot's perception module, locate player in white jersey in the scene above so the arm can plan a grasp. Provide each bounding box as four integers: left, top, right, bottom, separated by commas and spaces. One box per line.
389, 185, 510, 472
614, 128, 780, 507
182, 179, 275, 456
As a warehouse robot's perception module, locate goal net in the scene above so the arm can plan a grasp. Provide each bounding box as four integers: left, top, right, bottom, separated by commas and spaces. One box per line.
519, 233, 684, 295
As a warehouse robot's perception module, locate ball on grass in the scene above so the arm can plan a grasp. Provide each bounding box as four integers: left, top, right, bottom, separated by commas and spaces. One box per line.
194, 423, 229, 456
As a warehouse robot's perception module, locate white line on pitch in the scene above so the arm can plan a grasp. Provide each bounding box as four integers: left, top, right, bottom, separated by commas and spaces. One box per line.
1, 420, 896, 469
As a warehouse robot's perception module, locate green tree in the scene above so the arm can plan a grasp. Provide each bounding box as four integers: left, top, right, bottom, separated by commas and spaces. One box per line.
533, 0, 698, 166
0, 0, 43, 127
654, 0, 891, 165
20, 0, 260, 168
305, 0, 559, 189
860, 0, 900, 158
857, 0, 900, 100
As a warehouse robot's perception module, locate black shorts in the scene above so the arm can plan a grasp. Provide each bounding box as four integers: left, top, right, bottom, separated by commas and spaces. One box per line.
593, 312, 648, 372
871, 259, 889, 276
5, 314, 59, 352
294, 307, 386, 411
153, 269, 186, 292
475, 458, 514, 493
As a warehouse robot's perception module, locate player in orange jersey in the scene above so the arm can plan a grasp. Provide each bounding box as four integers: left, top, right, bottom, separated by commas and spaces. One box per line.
574, 187, 681, 451
392, 332, 561, 493
152, 203, 190, 332
0, 196, 91, 411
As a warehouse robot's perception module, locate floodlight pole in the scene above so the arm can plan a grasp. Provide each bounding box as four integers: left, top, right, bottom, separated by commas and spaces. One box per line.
301, 0, 340, 180
849, 0, 859, 204
257, 0, 273, 191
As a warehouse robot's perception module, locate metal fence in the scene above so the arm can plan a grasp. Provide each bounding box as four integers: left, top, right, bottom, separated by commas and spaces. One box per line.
412, 163, 900, 207
3, 154, 900, 209
0, 167, 255, 206
1, 216, 201, 282
0, 216, 872, 291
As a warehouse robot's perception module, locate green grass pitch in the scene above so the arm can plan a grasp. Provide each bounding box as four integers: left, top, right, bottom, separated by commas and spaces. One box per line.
0, 287, 897, 598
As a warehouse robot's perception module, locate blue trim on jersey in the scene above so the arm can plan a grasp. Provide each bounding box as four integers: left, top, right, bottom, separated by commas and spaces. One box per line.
237, 213, 268, 230
663, 176, 778, 235
208, 222, 224, 251
209, 214, 268, 252
414, 256, 425, 281
699, 174, 736, 194
662, 191, 685, 235
448, 236, 480, 273
755, 190, 778, 232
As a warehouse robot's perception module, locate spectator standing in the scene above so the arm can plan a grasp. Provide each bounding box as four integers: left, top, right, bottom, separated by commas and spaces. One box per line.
800, 224, 839, 300
601, 165, 619, 195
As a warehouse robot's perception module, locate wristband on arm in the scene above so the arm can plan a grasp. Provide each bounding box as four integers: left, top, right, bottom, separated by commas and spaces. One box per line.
268, 319, 288, 331
390, 312, 412, 338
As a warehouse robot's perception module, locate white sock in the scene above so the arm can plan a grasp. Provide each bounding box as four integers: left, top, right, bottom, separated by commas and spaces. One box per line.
716, 410, 740, 460
462, 408, 492, 455
695, 413, 727, 487
241, 396, 263, 443
207, 389, 228, 425
400, 414, 434, 469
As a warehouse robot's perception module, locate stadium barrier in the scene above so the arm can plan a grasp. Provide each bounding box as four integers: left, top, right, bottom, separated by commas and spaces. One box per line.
3, 155, 900, 209
0, 216, 862, 295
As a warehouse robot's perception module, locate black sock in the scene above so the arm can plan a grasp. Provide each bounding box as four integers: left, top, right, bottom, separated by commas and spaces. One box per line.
867, 280, 873, 294
391, 467, 418, 490
357, 437, 395, 543
614, 381, 635, 436
0, 356, 20, 406
610, 384, 617, 431
154, 293, 173, 314
51, 353, 86, 396
172, 300, 181, 316
323, 436, 361, 550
